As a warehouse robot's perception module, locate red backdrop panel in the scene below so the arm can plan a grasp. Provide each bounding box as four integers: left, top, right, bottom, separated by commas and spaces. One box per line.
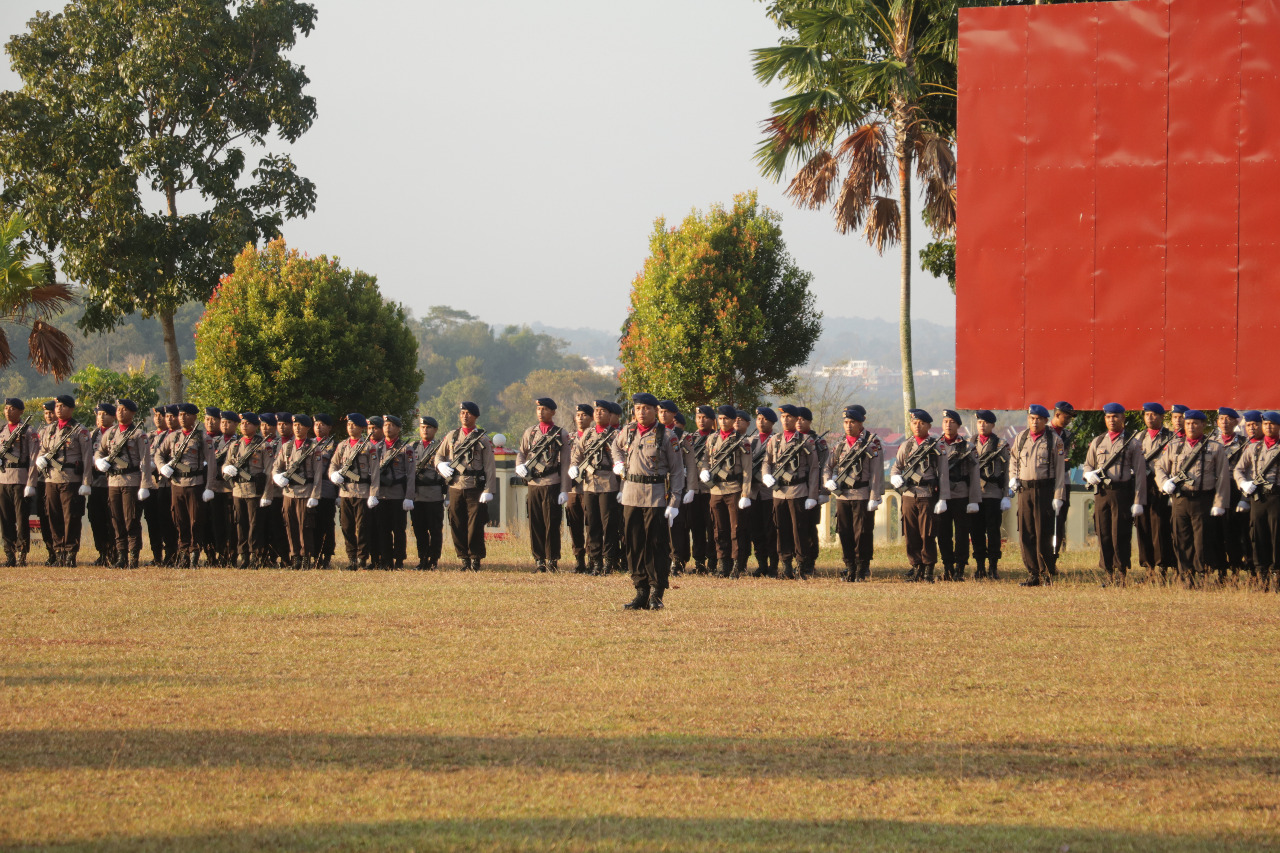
956, 0, 1275, 410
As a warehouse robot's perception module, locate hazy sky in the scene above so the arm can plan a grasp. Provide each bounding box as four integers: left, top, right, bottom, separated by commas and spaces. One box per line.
0, 0, 957, 332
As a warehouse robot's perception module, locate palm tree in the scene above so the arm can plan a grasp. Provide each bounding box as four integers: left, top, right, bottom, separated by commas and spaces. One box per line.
754, 0, 957, 430
0, 212, 74, 379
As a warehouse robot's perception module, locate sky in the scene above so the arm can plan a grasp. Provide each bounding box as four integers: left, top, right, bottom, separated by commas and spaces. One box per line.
0, 0, 958, 333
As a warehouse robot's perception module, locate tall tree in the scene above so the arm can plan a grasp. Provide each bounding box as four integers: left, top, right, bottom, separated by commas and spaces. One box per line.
0, 0, 318, 401
620, 191, 820, 410
0, 212, 74, 380
754, 0, 957, 430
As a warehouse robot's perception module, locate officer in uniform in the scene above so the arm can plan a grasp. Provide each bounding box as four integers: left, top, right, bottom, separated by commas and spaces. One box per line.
1008, 404, 1066, 586
515, 397, 571, 572
1048, 401, 1076, 569
1170, 404, 1188, 439
970, 410, 1011, 579
1236, 410, 1280, 590
411, 416, 446, 570
263, 412, 294, 565
91, 399, 150, 568
371, 414, 416, 569
563, 403, 593, 572
890, 409, 950, 582
222, 412, 273, 568
612, 392, 684, 609
823, 404, 883, 581
657, 400, 689, 575
435, 401, 496, 571
747, 406, 778, 577
30, 395, 93, 566
312, 414, 339, 568
1, 398, 38, 566
204, 410, 238, 566
1215, 407, 1251, 581
271, 413, 325, 569
1155, 409, 1229, 586
327, 413, 381, 569
699, 403, 753, 578
1134, 403, 1176, 583
795, 406, 828, 579
143, 406, 172, 565
1081, 402, 1148, 586
568, 400, 620, 575
682, 405, 717, 574
86, 402, 118, 566
936, 409, 981, 581
154, 403, 216, 568
761, 404, 821, 579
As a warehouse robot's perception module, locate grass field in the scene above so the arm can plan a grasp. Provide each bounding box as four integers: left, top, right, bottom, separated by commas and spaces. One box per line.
2, 540, 1279, 851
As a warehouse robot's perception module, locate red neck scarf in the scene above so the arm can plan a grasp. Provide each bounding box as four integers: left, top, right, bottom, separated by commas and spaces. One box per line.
538, 422, 551, 434
595, 425, 607, 433
57, 419, 70, 429
1148, 428, 1160, 438
1267, 437, 1278, 449
846, 434, 858, 447
1109, 431, 1122, 441
460, 426, 473, 435
719, 429, 733, 440
783, 430, 796, 441
978, 434, 990, 445
637, 422, 652, 435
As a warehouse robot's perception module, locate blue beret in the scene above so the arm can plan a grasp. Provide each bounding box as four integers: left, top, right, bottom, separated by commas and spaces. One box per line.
204, 406, 221, 418
657, 399, 679, 412
756, 406, 777, 424
605, 402, 622, 416
43, 400, 56, 411
275, 412, 293, 423
696, 405, 715, 417
1102, 402, 1125, 415
1243, 410, 1262, 424
346, 413, 367, 428
1055, 401, 1075, 415
674, 412, 686, 426
975, 409, 996, 423
843, 405, 866, 422
735, 409, 751, 421
1171, 404, 1188, 415
55, 394, 76, 407
796, 407, 813, 421
116, 399, 138, 413
420, 416, 438, 428
716, 404, 736, 418
1183, 409, 1207, 421
218, 409, 237, 420
576, 403, 594, 414
368, 415, 384, 428
221, 410, 240, 423
4, 398, 23, 410
535, 397, 557, 410
95, 402, 115, 414
258, 412, 276, 426
293, 413, 314, 429
178, 403, 199, 416
1218, 407, 1240, 419
314, 413, 333, 426
383, 415, 400, 428
460, 401, 479, 416
778, 404, 799, 417
1265, 411, 1280, 424
165, 404, 180, 416
632, 393, 659, 407
240, 412, 260, 426
942, 409, 961, 422
1027, 404, 1050, 418
1142, 402, 1166, 415
911, 408, 934, 424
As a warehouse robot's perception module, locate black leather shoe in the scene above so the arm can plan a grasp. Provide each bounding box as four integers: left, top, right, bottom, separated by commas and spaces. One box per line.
648, 589, 664, 610
547, 560, 558, 573
1020, 577, 1042, 587
624, 587, 650, 610
472, 560, 482, 572
535, 560, 546, 573
461, 557, 472, 571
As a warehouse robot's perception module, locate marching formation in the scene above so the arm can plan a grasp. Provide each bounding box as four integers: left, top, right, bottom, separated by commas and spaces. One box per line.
3, 393, 1279, 606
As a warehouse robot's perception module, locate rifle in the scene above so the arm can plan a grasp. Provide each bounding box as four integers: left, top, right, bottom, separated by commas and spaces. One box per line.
1170, 436, 1212, 489
832, 431, 877, 488
1144, 430, 1175, 465
0, 416, 33, 466
977, 437, 1005, 487
37, 421, 80, 472
946, 439, 974, 481
1092, 431, 1140, 491
230, 435, 267, 483
283, 438, 322, 485
1226, 437, 1247, 469
415, 438, 442, 475
167, 428, 204, 476
336, 435, 371, 483
705, 431, 748, 483
576, 428, 616, 481
894, 436, 941, 492
101, 421, 144, 472
772, 432, 814, 486
750, 433, 770, 480
1251, 446, 1280, 497
523, 426, 562, 477
447, 427, 486, 484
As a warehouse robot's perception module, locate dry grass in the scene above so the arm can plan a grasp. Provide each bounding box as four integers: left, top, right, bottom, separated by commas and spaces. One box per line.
1, 539, 1278, 851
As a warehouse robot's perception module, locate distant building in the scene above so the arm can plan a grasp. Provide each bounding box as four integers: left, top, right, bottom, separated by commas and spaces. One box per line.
815, 360, 902, 388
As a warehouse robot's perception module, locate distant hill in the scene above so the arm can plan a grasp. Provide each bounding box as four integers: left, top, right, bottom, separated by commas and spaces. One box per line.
529, 322, 621, 367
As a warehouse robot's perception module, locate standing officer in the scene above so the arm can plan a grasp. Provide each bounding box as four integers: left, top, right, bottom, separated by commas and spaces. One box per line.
1008, 404, 1066, 586
93, 399, 150, 568
682, 405, 717, 574
795, 406, 828, 579
1156, 410, 1229, 586
327, 413, 381, 569
970, 410, 1011, 579
612, 392, 684, 609
271, 413, 325, 569
564, 403, 593, 572
890, 409, 950, 582
222, 412, 273, 568
86, 402, 118, 566
27, 400, 56, 565
1135, 402, 1176, 583
936, 409, 981, 581
657, 400, 689, 575
699, 404, 753, 578
411, 416, 445, 570
1215, 407, 1251, 581
515, 397, 571, 572
1, 398, 37, 566
312, 414, 340, 568
568, 400, 620, 575
435, 401, 496, 571
747, 406, 778, 577
205, 410, 238, 566
1081, 403, 1147, 586
30, 395, 93, 567
143, 405, 172, 566
1048, 401, 1076, 569
1170, 404, 1188, 439
761, 404, 820, 579
1236, 410, 1280, 590
155, 403, 216, 568
371, 414, 415, 569
823, 404, 883, 581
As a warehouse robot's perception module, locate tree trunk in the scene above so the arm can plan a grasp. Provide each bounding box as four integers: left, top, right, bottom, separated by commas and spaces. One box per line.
896, 128, 917, 433
160, 307, 183, 402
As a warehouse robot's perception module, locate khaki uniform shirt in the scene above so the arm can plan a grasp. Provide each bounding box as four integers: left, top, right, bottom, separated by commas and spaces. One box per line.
1155, 437, 1231, 510
0, 420, 38, 486
273, 437, 327, 501
569, 426, 619, 494
516, 424, 571, 490
314, 436, 339, 500
748, 431, 774, 501
941, 436, 982, 504
29, 419, 93, 488
371, 439, 417, 502
208, 434, 237, 494
613, 421, 684, 508
95, 422, 151, 489
1218, 433, 1250, 486
1008, 429, 1067, 501
824, 432, 884, 502
890, 437, 951, 500
701, 430, 753, 496
435, 427, 496, 492
147, 430, 171, 489
973, 435, 1011, 500
155, 428, 217, 488
1082, 432, 1148, 504
1235, 439, 1280, 494
809, 432, 832, 497
226, 435, 275, 499
1140, 428, 1177, 479
328, 436, 383, 499
683, 431, 713, 495
763, 431, 821, 500
413, 438, 446, 503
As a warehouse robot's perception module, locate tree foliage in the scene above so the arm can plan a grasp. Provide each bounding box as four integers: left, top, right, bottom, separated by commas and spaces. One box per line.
187, 239, 423, 416
70, 363, 163, 410
619, 191, 820, 410
0, 211, 75, 380
493, 368, 619, 441
0, 0, 319, 400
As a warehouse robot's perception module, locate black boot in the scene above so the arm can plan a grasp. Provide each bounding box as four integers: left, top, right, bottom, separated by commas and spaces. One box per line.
128, 551, 140, 569
547, 560, 558, 573
858, 562, 870, 582
1020, 573, 1042, 587
841, 562, 855, 582
472, 559, 482, 572
574, 556, 587, 574
730, 561, 744, 579
989, 560, 999, 580
974, 559, 986, 579
781, 559, 795, 580
953, 564, 965, 581
291, 556, 303, 571
717, 558, 732, 578
648, 587, 664, 610
461, 557, 472, 571
906, 565, 920, 582
670, 561, 683, 577
693, 560, 707, 575
3, 550, 14, 568
535, 559, 546, 573
924, 565, 935, 583
624, 585, 651, 610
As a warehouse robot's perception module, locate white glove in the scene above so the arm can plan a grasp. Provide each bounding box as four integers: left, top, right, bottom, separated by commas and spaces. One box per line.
223, 464, 239, 478
1211, 506, 1226, 517
804, 498, 817, 510
682, 490, 695, 505
1161, 479, 1176, 495
933, 499, 947, 515
273, 472, 289, 488
478, 492, 493, 504
1083, 470, 1101, 486
367, 495, 379, 508
616, 492, 623, 503
514, 463, 528, 478
94, 457, 110, 473
890, 474, 904, 489
259, 497, 272, 508
966, 502, 979, 514
160, 464, 175, 479
35, 455, 48, 471
867, 499, 880, 511
1241, 480, 1258, 496
824, 478, 838, 491
201, 489, 214, 502
76, 484, 91, 497
402, 499, 414, 511
1131, 503, 1144, 517
557, 492, 568, 506
999, 497, 1011, 512
1237, 500, 1250, 512
1009, 476, 1019, 491
437, 462, 454, 479
308, 498, 320, 509
664, 506, 679, 524
567, 466, 579, 480
818, 495, 829, 505
699, 469, 712, 484
330, 471, 345, 486
1052, 499, 1064, 513
137, 488, 150, 501
738, 496, 751, 510
23, 485, 35, 498
612, 462, 625, 477
761, 473, 776, 488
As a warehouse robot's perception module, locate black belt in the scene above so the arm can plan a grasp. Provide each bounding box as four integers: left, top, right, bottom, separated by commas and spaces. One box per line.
530, 465, 560, 477
1177, 489, 1214, 498
380, 475, 406, 487
111, 465, 141, 475
625, 474, 665, 484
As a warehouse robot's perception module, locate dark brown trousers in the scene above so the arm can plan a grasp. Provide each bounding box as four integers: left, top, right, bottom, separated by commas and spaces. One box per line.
448, 486, 488, 560
316, 497, 337, 558
526, 483, 562, 562
970, 497, 1004, 566
747, 494, 777, 570
170, 484, 204, 559
339, 497, 372, 563
687, 491, 715, 564
233, 497, 266, 564
283, 496, 317, 562
1094, 481, 1134, 571
411, 500, 445, 564
205, 492, 233, 560
1172, 491, 1220, 576
144, 486, 176, 562
1135, 476, 1174, 569
1017, 481, 1055, 578
668, 499, 690, 565
834, 498, 874, 567
264, 497, 289, 563
902, 494, 937, 568
1249, 491, 1280, 574
564, 490, 586, 562
583, 491, 620, 564
773, 497, 814, 565
45, 482, 84, 554
623, 504, 670, 591
935, 499, 970, 570
107, 486, 143, 559
0, 482, 29, 554
87, 486, 113, 558
708, 492, 746, 564
1216, 483, 1251, 570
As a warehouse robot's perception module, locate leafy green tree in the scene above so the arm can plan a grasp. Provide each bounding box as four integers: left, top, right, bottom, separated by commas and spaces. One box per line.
494, 368, 619, 440
0, 0, 319, 401
620, 191, 820, 409
70, 363, 162, 410
187, 239, 423, 416
0, 212, 74, 380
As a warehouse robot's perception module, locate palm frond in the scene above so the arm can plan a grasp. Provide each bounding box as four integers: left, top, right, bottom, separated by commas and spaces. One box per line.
922, 174, 957, 237
914, 131, 955, 184
0, 328, 12, 371
863, 195, 901, 253
28, 318, 74, 380
787, 150, 842, 210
